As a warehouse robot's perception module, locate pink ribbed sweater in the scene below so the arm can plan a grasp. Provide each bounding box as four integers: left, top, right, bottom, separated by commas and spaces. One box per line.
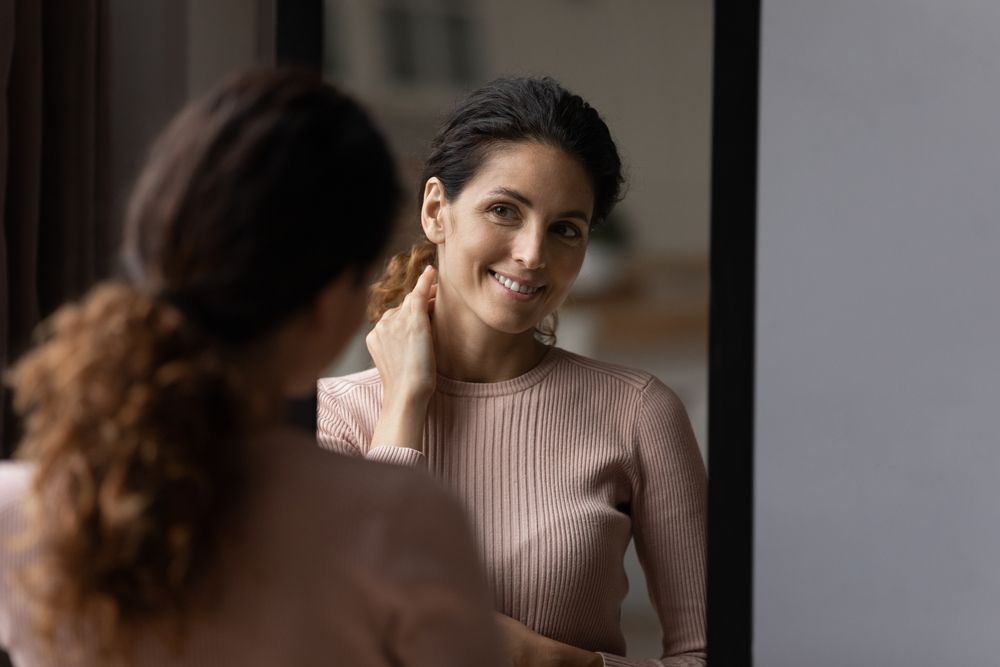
0, 429, 503, 666
318, 347, 707, 667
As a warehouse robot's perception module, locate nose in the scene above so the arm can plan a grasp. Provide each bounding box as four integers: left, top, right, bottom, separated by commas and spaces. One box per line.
512, 224, 547, 269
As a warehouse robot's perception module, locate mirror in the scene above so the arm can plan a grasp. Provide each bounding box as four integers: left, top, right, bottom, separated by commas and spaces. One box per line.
321, 0, 713, 658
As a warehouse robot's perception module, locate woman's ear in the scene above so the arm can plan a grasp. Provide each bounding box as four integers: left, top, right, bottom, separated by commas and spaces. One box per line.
420, 177, 447, 244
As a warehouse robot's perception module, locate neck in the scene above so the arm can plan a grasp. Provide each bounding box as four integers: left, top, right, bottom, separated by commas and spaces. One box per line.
432, 302, 548, 383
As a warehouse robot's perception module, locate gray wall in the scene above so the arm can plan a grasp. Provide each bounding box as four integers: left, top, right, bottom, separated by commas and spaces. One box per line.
755, 1, 1000, 665
108, 0, 269, 245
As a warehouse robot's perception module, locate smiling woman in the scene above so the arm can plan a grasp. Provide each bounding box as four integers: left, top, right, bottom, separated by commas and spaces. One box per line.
318, 77, 706, 667
422, 142, 593, 350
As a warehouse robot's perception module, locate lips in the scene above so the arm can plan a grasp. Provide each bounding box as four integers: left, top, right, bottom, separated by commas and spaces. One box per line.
489, 270, 543, 295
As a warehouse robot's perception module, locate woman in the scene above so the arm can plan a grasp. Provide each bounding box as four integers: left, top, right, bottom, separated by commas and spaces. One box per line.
0, 69, 502, 666
318, 77, 707, 666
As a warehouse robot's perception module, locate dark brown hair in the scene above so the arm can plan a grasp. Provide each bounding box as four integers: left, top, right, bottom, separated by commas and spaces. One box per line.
7, 68, 399, 659
369, 76, 624, 341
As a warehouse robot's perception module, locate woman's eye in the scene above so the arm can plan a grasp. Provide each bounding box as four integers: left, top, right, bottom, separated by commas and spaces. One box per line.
489, 204, 515, 219
552, 222, 582, 239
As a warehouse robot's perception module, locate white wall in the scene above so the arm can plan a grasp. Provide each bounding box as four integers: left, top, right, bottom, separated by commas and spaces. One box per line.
755, 1, 1000, 664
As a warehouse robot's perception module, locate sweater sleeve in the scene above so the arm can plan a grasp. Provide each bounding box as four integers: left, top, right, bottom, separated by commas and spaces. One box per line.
381, 478, 507, 667
0, 464, 34, 655
598, 378, 707, 667
316, 380, 426, 469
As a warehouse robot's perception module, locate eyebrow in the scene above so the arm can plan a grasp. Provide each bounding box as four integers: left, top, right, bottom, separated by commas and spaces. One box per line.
488, 187, 591, 224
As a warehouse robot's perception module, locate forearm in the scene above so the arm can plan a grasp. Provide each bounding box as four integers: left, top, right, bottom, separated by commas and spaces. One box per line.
496, 613, 603, 667
370, 393, 429, 451
598, 652, 705, 667
550, 640, 603, 667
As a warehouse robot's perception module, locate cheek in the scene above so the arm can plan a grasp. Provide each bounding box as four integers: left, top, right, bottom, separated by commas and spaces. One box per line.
554, 250, 587, 289
443, 229, 498, 275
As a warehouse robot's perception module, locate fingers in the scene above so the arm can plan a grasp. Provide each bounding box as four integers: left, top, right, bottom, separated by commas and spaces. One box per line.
377, 265, 436, 326
412, 264, 436, 300
365, 328, 380, 361
427, 281, 437, 315
367, 267, 438, 400
402, 265, 437, 315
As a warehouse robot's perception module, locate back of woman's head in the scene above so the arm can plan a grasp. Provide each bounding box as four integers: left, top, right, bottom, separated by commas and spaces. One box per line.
7, 68, 398, 659
125, 67, 400, 340
370, 75, 624, 328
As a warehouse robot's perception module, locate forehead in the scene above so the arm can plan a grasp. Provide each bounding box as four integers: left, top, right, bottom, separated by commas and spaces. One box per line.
462, 141, 595, 211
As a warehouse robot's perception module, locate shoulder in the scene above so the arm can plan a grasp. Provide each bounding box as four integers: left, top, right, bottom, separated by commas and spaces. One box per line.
0, 463, 34, 648
553, 348, 689, 411
552, 347, 658, 394
638, 375, 689, 416
0, 463, 34, 577
318, 367, 382, 400
0, 462, 33, 517
317, 369, 382, 447
256, 428, 450, 516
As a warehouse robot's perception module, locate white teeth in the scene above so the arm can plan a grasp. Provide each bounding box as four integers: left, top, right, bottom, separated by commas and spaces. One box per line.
491, 271, 540, 295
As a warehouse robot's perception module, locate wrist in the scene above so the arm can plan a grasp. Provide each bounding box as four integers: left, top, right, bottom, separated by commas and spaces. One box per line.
383, 387, 432, 415
372, 392, 430, 452
559, 643, 603, 667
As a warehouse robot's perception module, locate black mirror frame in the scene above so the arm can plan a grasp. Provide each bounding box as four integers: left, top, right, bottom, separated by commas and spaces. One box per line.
275, 0, 323, 69
706, 0, 760, 664
274, 1, 762, 663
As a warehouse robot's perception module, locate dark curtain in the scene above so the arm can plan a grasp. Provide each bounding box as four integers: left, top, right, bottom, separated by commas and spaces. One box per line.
0, 0, 111, 459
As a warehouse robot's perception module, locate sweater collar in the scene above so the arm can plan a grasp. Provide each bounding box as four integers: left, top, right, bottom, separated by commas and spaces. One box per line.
433, 346, 563, 397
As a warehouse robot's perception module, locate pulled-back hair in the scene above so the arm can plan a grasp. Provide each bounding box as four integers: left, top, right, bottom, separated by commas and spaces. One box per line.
7, 68, 398, 660
369, 76, 625, 339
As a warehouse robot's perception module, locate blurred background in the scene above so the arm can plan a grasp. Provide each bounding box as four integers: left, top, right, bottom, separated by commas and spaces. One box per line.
1, 0, 712, 658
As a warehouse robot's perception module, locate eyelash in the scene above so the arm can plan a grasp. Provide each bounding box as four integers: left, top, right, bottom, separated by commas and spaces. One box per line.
488, 204, 516, 219
552, 222, 582, 239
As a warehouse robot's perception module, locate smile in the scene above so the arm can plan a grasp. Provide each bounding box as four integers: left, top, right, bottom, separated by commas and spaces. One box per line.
489, 270, 543, 296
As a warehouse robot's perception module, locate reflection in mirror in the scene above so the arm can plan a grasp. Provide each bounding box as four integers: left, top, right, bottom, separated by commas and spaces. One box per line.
320, 0, 713, 661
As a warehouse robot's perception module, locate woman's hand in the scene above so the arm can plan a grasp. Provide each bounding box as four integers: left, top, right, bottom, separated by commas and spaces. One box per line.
367, 265, 438, 451
495, 613, 603, 667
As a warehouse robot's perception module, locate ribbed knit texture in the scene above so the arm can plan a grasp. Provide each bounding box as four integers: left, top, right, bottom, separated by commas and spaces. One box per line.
0, 430, 503, 666
318, 347, 707, 666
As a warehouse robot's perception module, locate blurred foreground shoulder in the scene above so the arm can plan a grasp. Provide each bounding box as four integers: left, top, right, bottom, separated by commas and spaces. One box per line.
376, 470, 507, 667
283, 429, 505, 666
0, 462, 33, 516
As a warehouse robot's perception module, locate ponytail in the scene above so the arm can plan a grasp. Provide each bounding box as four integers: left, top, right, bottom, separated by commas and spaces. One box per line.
367, 238, 437, 323
8, 283, 279, 659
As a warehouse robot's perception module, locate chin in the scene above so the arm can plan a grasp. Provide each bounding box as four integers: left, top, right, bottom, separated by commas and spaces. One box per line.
481, 312, 542, 336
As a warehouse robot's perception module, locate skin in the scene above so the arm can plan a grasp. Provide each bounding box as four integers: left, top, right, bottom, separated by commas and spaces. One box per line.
366, 141, 604, 667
